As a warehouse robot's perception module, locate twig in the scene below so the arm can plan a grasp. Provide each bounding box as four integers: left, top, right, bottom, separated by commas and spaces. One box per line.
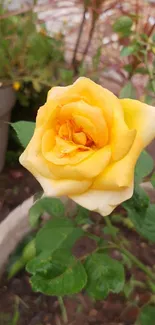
148, 22, 155, 37
72, 5, 87, 68
104, 216, 155, 283
144, 50, 155, 94
0, 3, 54, 20
82, 17, 96, 61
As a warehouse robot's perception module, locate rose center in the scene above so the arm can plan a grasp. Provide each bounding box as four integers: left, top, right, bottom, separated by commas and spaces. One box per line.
57, 119, 94, 148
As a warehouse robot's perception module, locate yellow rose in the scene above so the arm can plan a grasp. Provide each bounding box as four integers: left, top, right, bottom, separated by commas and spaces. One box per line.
19, 78, 155, 216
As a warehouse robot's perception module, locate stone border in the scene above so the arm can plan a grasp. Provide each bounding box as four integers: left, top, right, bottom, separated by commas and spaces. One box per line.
0, 196, 34, 275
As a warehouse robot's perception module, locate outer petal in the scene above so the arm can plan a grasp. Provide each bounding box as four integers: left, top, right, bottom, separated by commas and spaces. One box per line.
70, 183, 133, 216
47, 85, 71, 101
93, 135, 143, 190
20, 128, 55, 180
37, 85, 71, 128
120, 99, 155, 146
111, 105, 136, 161
37, 177, 92, 196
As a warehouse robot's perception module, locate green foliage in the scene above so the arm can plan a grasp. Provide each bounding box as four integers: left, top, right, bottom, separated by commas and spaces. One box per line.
120, 46, 135, 57
11, 121, 35, 148
119, 81, 137, 99
85, 253, 125, 299
140, 204, 155, 242
138, 305, 155, 325
0, 9, 64, 88
92, 46, 102, 69
123, 185, 150, 228
151, 172, 155, 188
35, 217, 83, 253
60, 68, 74, 85
135, 150, 154, 183
8, 239, 36, 279
29, 197, 65, 227
103, 225, 119, 236
113, 16, 133, 36
75, 206, 92, 225
124, 64, 133, 73
28, 250, 87, 296
123, 184, 155, 242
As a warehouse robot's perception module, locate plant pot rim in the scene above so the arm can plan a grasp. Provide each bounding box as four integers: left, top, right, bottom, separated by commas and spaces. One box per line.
0, 83, 13, 90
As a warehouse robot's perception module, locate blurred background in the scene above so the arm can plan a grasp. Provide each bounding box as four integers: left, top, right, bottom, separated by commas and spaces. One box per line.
0, 1, 155, 324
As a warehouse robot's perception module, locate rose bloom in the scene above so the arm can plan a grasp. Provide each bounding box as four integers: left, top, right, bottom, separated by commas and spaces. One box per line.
20, 78, 155, 216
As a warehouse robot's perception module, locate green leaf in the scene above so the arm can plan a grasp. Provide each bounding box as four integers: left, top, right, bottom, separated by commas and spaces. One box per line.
85, 253, 125, 300
151, 172, 155, 188
113, 16, 133, 33
29, 197, 65, 227
138, 305, 155, 325
152, 34, 155, 43
135, 67, 148, 74
75, 206, 91, 225
8, 239, 36, 279
62, 228, 84, 250
11, 121, 35, 148
123, 185, 150, 230
119, 81, 136, 99
124, 64, 133, 73
123, 187, 155, 242
29, 199, 44, 228
26, 250, 53, 275
29, 250, 87, 296
135, 150, 154, 183
145, 95, 154, 105
103, 225, 119, 236
120, 46, 135, 57
36, 218, 74, 253
22, 239, 36, 262
140, 204, 155, 242
32, 79, 42, 92
40, 197, 65, 218
60, 68, 74, 84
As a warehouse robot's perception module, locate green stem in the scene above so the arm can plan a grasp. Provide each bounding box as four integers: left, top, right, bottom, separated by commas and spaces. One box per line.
105, 216, 118, 242
144, 50, 155, 94
120, 246, 155, 281
105, 216, 155, 282
58, 296, 68, 324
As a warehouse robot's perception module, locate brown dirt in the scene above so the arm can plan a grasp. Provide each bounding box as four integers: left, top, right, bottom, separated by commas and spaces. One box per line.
0, 165, 40, 223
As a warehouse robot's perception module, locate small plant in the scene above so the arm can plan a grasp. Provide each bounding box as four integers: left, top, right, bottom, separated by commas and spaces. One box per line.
0, 4, 64, 92
113, 15, 155, 103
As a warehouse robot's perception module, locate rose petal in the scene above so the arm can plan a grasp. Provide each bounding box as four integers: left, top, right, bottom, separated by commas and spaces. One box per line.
93, 135, 143, 190
47, 85, 71, 101
111, 108, 137, 161
120, 99, 155, 146
37, 177, 92, 196
59, 100, 108, 147
61, 77, 123, 128
70, 183, 133, 216
48, 145, 111, 180
20, 130, 92, 196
